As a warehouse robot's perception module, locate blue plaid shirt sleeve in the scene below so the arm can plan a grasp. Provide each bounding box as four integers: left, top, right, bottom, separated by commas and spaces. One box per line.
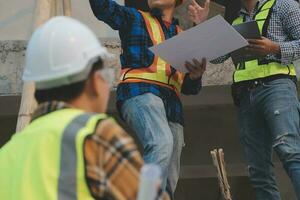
89, 0, 135, 30
181, 74, 202, 95
210, 54, 231, 64
278, 0, 300, 65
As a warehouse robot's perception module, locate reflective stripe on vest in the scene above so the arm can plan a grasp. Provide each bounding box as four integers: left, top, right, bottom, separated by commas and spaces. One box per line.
0, 109, 107, 200
232, 0, 296, 83
119, 11, 184, 94
58, 113, 92, 200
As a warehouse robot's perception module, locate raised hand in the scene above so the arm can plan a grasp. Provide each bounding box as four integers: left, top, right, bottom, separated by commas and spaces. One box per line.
188, 0, 210, 25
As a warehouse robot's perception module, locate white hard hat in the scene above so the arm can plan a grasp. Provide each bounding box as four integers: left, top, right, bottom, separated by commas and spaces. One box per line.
23, 16, 110, 90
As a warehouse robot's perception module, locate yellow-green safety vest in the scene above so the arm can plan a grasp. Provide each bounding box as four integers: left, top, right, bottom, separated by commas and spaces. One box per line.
232, 0, 296, 83
120, 11, 184, 95
0, 108, 108, 200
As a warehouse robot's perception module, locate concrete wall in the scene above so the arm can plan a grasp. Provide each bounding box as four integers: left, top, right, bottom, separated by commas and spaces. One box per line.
0, 39, 235, 94
0, 0, 124, 40
0, 0, 233, 94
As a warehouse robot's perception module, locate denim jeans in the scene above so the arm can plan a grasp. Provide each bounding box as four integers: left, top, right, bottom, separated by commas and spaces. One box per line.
238, 78, 300, 200
121, 93, 184, 198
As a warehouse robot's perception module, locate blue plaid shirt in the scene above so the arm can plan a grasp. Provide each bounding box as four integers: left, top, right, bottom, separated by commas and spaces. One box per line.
90, 0, 202, 125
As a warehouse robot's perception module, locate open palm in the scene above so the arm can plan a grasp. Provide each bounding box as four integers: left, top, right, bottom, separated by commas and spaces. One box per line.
188, 0, 210, 25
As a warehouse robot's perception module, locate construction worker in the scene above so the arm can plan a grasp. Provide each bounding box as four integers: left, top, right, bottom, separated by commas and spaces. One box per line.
89, 0, 210, 197
0, 16, 169, 200
192, 0, 300, 199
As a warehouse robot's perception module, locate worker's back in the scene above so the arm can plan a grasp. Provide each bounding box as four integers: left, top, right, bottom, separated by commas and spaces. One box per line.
0, 108, 105, 200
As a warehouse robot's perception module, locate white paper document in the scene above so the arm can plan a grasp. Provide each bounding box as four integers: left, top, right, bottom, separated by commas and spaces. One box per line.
149, 15, 248, 73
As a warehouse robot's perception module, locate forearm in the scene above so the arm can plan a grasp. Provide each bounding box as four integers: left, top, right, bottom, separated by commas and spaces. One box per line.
210, 54, 231, 64
85, 118, 143, 199
181, 74, 202, 95
104, 129, 143, 199
278, 40, 300, 65
279, 0, 300, 65
89, 0, 132, 30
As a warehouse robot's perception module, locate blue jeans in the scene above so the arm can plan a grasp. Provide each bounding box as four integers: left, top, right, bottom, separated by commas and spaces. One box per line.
121, 93, 184, 197
238, 78, 300, 200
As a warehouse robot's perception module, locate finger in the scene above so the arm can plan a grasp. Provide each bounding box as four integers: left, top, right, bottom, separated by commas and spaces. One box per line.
192, 0, 204, 10
192, 58, 202, 69
185, 61, 196, 69
191, 0, 198, 6
185, 61, 197, 73
185, 64, 197, 74
195, 2, 204, 11
204, 0, 210, 9
245, 47, 256, 53
249, 44, 264, 50
245, 47, 264, 55
195, 58, 207, 74
188, 10, 196, 16
248, 39, 263, 45
188, 5, 197, 13
194, 58, 206, 65
188, 11, 195, 17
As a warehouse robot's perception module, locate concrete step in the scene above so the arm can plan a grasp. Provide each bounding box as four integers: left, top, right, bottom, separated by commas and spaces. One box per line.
0, 85, 297, 199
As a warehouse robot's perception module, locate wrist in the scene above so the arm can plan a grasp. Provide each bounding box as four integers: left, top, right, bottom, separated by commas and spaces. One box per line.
189, 73, 202, 81
271, 42, 280, 55
194, 18, 204, 25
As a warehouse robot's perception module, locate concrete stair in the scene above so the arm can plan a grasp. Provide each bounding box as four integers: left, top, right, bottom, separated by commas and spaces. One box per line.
0, 85, 296, 199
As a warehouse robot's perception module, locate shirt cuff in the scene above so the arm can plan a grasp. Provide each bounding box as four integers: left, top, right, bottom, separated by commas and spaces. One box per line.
181, 74, 202, 95
185, 73, 202, 84
279, 42, 295, 65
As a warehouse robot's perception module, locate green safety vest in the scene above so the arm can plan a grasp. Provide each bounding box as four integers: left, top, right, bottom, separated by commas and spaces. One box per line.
0, 108, 108, 200
232, 0, 296, 83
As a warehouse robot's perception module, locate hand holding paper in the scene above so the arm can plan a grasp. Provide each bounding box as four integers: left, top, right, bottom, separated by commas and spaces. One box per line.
246, 37, 280, 56
185, 58, 207, 80
149, 15, 248, 73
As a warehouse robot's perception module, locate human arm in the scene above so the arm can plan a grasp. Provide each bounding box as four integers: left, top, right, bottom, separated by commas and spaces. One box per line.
246, 0, 300, 65
181, 58, 206, 95
84, 118, 170, 200
89, 0, 135, 30
188, 0, 210, 25
278, 0, 300, 64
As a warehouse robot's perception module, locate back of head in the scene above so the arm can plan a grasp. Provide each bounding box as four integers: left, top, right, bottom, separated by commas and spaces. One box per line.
23, 16, 111, 104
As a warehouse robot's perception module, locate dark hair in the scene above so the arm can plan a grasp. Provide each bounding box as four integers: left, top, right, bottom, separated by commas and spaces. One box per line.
35, 58, 103, 104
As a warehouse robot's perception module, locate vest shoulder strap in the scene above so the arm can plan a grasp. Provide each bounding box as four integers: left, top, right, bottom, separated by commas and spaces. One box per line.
139, 11, 165, 45
255, 0, 276, 36
232, 16, 244, 25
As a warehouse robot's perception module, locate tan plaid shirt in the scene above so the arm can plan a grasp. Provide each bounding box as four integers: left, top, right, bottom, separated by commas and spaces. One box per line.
32, 101, 169, 200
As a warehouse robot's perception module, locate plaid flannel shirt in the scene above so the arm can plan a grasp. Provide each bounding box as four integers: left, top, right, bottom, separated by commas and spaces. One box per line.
89, 0, 203, 126
31, 101, 169, 200
212, 0, 300, 65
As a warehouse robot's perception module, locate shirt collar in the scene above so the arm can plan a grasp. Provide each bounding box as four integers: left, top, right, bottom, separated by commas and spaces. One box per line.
31, 101, 69, 121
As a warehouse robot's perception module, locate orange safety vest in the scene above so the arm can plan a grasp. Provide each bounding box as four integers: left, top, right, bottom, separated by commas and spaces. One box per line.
119, 11, 184, 95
